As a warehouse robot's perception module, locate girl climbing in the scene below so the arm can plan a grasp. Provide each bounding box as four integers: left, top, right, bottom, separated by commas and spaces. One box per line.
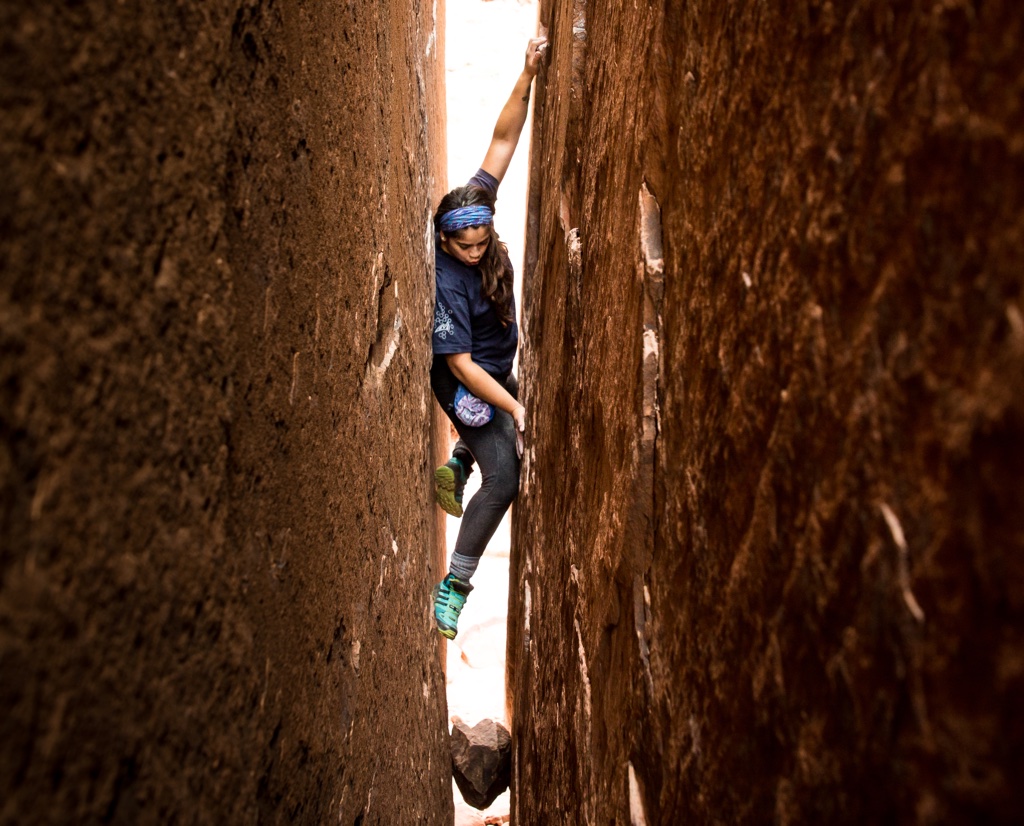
430, 34, 548, 640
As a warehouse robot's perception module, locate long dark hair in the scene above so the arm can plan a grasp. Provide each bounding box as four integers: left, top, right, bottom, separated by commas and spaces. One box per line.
434, 186, 515, 327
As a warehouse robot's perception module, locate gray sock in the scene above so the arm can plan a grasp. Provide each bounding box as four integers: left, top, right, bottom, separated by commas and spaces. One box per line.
448, 552, 481, 583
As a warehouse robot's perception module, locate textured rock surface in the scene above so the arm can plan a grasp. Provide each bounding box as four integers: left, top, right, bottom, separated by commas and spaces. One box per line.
1, 1, 451, 823
511, 2, 1024, 824
450, 717, 512, 810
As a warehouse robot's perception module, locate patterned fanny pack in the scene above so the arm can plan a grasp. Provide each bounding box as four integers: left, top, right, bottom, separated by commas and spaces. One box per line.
454, 384, 494, 427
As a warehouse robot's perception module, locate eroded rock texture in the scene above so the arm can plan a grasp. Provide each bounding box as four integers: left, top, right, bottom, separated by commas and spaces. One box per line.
511, 2, 1024, 824
1, 1, 451, 823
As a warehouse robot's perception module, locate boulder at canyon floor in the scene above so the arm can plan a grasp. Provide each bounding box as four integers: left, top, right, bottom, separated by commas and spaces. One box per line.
451, 717, 512, 810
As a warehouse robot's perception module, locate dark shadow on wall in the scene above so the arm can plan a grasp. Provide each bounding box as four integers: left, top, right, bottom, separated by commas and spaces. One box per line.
0, 1, 453, 822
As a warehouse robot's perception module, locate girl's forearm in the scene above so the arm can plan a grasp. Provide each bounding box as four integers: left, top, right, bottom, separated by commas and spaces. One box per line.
448, 357, 521, 415
491, 71, 533, 144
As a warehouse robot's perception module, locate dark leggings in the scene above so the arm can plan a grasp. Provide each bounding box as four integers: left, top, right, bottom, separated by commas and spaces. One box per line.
431, 360, 521, 559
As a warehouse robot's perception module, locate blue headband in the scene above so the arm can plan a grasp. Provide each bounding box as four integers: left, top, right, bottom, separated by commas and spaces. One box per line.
439, 205, 494, 233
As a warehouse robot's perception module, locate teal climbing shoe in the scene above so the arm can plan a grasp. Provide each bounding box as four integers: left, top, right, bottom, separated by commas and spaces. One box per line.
432, 573, 473, 639
434, 456, 470, 518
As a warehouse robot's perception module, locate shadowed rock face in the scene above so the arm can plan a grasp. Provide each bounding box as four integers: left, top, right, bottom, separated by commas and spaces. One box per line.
1, 1, 450, 823
511, 2, 1024, 824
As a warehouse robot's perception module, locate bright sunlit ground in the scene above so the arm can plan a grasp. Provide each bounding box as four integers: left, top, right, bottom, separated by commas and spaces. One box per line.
443, 1, 538, 823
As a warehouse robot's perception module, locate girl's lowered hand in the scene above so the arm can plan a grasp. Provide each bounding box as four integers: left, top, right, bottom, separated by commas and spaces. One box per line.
513, 405, 526, 458
524, 36, 548, 77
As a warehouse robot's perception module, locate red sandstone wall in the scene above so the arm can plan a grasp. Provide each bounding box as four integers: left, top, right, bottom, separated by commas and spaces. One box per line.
0, 1, 451, 823
511, 1, 1024, 823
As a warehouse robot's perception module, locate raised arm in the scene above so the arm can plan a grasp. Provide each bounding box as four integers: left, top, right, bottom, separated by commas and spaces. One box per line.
480, 36, 548, 184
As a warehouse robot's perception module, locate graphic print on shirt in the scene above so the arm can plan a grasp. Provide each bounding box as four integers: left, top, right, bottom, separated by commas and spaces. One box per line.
434, 301, 455, 340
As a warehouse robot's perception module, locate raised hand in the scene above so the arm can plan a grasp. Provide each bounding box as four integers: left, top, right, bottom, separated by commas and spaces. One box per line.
524, 36, 549, 77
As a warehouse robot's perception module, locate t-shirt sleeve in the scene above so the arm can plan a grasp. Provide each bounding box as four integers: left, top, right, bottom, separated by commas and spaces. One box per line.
467, 167, 499, 200
433, 273, 472, 355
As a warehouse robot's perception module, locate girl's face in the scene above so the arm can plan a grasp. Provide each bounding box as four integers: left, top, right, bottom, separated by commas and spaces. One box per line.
441, 225, 490, 267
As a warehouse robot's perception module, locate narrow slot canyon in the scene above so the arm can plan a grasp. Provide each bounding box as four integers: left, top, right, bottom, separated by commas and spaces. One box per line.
2, 3, 1023, 826
441, 5, 538, 824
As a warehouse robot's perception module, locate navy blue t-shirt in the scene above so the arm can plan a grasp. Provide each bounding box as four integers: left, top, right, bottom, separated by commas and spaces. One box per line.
432, 169, 518, 377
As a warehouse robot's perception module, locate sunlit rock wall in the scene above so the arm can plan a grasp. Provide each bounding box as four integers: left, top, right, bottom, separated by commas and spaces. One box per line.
511, 1, 1024, 823
0, 1, 452, 822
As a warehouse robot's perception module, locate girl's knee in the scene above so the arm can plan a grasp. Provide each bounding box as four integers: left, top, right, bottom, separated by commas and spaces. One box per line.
493, 469, 520, 506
